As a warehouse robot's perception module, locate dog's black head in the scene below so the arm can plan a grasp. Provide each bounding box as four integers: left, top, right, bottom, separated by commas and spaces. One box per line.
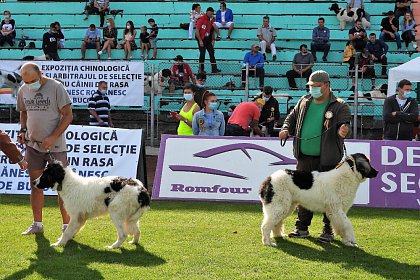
329, 3, 340, 14
356, 9, 366, 20
350, 153, 378, 179
32, 161, 66, 190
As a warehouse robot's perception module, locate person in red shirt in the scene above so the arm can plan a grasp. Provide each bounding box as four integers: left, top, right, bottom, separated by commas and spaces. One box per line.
225, 98, 265, 136
195, 7, 220, 74
169, 55, 196, 94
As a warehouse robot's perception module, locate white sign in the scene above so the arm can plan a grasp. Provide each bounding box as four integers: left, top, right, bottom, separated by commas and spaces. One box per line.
153, 135, 370, 204
0, 60, 144, 106
0, 124, 143, 195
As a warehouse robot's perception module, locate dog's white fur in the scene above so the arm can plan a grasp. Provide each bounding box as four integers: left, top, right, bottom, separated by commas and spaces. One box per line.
33, 163, 150, 249
330, 4, 371, 30
260, 154, 376, 247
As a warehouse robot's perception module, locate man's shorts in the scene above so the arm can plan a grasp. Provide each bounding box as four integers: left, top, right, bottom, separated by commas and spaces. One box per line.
214, 22, 233, 28
25, 146, 68, 171
86, 41, 98, 49
149, 37, 158, 48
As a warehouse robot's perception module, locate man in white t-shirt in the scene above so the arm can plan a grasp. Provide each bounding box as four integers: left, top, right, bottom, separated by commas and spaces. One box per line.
213, 2, 234, 41
17, 62, 73, 235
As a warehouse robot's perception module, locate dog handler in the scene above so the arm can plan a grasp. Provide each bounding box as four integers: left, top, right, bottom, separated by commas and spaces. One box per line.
279, 70, 351, 243
17, 62, 72, 235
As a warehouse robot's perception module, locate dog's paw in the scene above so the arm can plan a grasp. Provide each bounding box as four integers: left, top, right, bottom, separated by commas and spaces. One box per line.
265, 242, 277, 247
343, 241, 358, 247
51, 241, 65, 247
105, 245, 121, 249
129, 240, 139, 245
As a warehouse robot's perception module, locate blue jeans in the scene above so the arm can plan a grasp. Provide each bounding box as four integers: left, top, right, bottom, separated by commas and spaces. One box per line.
379, 31, 402, 49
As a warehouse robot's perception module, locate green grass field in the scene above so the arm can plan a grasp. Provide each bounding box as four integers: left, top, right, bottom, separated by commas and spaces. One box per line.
0, 194, 418, 280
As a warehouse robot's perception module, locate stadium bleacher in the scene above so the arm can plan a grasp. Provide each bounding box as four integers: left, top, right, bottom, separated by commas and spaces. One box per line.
0, 0, 418, 122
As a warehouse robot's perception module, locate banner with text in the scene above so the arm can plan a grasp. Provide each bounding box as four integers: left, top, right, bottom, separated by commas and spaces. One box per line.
153, 135, 420, 209
0, 124, 143, 195
0, 60, 144, 106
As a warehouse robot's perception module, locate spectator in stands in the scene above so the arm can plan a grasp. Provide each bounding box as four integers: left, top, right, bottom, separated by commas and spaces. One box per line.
88, 81, 114, 127
355, 48, 375, 90
54, 22, 65, 49
383, 79, 419, 140
241, 43, 265, 89
348, 19, 367, 51
394, 0, 411, 20
90, 0, 110, 28
196, 7, 220, 74
0, 10, 16, 47
280, 70, 351, 243
43, 23, 60, 61
192, 91, 225, 136
380, 11, 402, 51
213, 2, 234, 41
258, 86, 280, 137
175, 83, 200, 135
225, 105, 236, 124
343, 40, 356, 76
147, 18, 158, 60
169, 55, 196, 95
122, 21, 137, 60
139, 26, 150, 60
257, 16, 277, 61
188, 3, 204, 40
0, 130, 27, 169
225, 98, 265, 136
194, 72, 207, 108
81, 24, 101, 60
98, 18, 117, 59
346, 0, 371, 21
400, 12, 417, 51
310, 17, 330, 62
286, 44, 314, 90
367, 33, 388, 77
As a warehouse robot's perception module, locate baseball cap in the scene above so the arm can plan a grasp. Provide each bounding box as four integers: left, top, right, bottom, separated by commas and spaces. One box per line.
251, 43, 260, 49
255, 98, 265, 106
174, 55, 183, 61
306, 70, 330, 86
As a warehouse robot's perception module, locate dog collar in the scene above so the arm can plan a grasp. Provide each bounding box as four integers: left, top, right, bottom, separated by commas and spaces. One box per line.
335, 156, 355, 172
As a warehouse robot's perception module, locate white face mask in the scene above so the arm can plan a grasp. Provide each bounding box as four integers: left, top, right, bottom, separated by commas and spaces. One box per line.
100, 89, 107, 94
4, 15, 10, 19
403, 91, 412, 99
27, 80, 42, 92
309, 86, 323, 99
126, 25, 131, 29
106, 22, 111, 27
184, 93, 193, 101
263, 96, 270, 102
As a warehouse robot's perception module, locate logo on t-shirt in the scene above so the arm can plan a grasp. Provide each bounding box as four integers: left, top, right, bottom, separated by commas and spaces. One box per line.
24, 92, 51, 111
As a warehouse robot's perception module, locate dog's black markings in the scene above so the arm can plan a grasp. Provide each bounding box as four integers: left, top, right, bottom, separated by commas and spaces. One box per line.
110, 177, 138, 192
104, 187, 112, 193
285, 169, 314, 190
340, 9, 345, 16
259, 176, 275, 204
36, 162, 66, 189
138, 188, 151, 207
104, 197, 111, 207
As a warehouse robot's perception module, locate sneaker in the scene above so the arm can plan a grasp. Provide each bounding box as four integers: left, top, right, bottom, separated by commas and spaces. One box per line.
22, 223, 44, 235
97, 50, 103, 55
413, 42, 418, 49
322, 56, 327, 62
317, 231, 334, 243
288, 229, 310, 238
272, 55, 277, 62
226, 36, 231, 41
216, 35, 221, 41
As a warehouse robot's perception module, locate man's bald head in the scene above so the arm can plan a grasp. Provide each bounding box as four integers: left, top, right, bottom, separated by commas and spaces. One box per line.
20, 62, 42, 84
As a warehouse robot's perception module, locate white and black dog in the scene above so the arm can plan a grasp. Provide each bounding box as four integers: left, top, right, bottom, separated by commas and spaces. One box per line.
259, 153, 377, 247
329, 3, 371, 30
33, 161, 150, 249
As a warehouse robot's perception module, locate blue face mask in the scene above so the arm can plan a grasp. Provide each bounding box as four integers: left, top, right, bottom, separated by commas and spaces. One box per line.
227, 111, 232, 116
310, 86, 323, 99
100, 89, 107, 94
263, 96, 270, 102
184, 93, 193, 101
208, 102, 218, 110
403, 91, 412, 99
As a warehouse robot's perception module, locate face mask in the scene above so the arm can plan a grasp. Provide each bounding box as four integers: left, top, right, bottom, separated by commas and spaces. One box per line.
208, 102, 218, 110
403, 91, 412, 99
184, 93, 193, 101
263, 96, 270, 102
196, 83, 204, 88
310, 86, 323, 99
106, 22, 111, 27
301, 51, 308, 56
100, 89, 107, 94
27, 80, 41, 91
228, 111, 232, 116
126, 25, 131, 29
4, 15, 10, 19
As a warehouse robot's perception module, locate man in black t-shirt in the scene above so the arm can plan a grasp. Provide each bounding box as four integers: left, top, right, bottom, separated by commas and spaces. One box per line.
348, 20, 367, 51
379, 11, 402, 50
42, 23, 60, 61
394, 0, 411, 20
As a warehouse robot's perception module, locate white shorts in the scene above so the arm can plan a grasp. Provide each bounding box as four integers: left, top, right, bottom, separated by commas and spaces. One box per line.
214, 22, 233, 28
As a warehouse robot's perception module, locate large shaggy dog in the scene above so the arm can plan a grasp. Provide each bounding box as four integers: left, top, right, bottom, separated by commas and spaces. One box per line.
259, 153, 377, 247
33, 161, 150, 249
329, 3, 371, 30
